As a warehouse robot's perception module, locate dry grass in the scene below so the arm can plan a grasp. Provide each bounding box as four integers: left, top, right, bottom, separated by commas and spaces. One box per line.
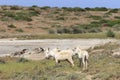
0, 42, 120, 80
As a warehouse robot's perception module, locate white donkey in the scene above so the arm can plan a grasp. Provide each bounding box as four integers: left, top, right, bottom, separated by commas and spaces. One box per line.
74, 47, 89, 70
45, 48, 74, 67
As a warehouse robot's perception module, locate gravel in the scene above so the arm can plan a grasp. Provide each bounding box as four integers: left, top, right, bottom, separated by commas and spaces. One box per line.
0, 39, 117, 57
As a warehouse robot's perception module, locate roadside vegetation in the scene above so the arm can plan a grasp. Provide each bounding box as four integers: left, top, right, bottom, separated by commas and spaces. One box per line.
1, 32, 120, 39
0, 42, 120, 80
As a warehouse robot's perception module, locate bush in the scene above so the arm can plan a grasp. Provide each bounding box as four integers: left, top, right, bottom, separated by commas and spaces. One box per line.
3, 11, 39, 21
98, 19, 120, 27
8, 24, 16, 28
114, 16, 120, 19
4, 11, 15, 17
13, 12, 33, 21
106, 20, 120, 27
108, 9, 119, 13
85, 7, 108, 11
62, 7, 85, 12
15, 28, 24, 32
57, 27, 73, 34
56, 16, 65, 20
106, 30, 115, 37
93, 7, 108, 11
89, 15, 102, 20
10, 6, 22, 10
49, 29, 56, 34
1, 17, 9, 21
72, 26, 84, 34
31, 5, 38, 8
0, 59, 6, 64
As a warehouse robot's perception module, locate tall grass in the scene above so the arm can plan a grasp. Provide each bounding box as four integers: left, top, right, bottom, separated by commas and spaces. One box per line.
1, 32, 120, 39
16, 33, 107, 40
0, 58, 84, 80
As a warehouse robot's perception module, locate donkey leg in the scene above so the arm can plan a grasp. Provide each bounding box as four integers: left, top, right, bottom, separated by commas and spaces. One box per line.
85, 59, 88, 69
85, 55, 88, 70
68, 58, 74, 67
79, 58, 82, 67
55, 59, 59, 65
82, 58, 85, 70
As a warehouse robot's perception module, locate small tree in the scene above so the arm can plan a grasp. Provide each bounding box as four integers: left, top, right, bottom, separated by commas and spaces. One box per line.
106, 30, 115, 37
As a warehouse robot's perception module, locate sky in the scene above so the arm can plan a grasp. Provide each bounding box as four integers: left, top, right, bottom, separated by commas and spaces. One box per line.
0, 0, 119, 8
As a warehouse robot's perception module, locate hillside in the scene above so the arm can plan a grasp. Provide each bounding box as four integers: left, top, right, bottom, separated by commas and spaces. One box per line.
0, 6, 120, 38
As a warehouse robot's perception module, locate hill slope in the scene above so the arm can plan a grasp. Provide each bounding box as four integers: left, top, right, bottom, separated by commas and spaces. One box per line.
0, 6, 120, 38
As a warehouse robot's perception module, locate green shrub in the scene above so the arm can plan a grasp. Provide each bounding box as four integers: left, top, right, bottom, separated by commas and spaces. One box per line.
106, 20, 120, 27
114, 16, 120, 19
106, 30, 115, 37
62, 7, 85, 12
4, 11, 15, 17
8, 24, 16, 28
53, 11, 60, 14
14, 15, 32, 21
56, 28, 64, 34
98, 19, 120, 27
93, 7, 108, 11
70, 17, 79, 20
85, 7, 108, 11
28, 5, 39, 10
56, 16, 65, 20
31, 5, 38, 8
108, 9, 119, 13
56, 27, 73, 34
29, 11, 39, 16
1, 17, 9, 21
89, 15, 102, 20
10, 6, 21, 10
99, 19, 108, 24
15, 28, 24, 32
49, 29, 56, 34
72, 7, 85, 12
3, 11, 39, 21
13, 12, 33, 21
41, 6, 50, 10
0, 59, 6, 64
50, 23, 102, 34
